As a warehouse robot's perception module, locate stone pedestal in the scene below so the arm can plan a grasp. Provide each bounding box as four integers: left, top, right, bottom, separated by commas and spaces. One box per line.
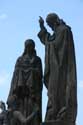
41, 121, 75, 125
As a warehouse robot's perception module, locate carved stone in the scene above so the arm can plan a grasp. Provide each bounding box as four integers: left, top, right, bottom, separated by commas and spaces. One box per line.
41, 121, 75, 125
38, 13, 77, 124
7, 39, 43, 125
0, 101, 8, 125
0, 13, 77, 125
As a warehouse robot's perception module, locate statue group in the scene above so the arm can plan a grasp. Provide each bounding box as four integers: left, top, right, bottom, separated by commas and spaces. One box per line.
0, 13, 77, 125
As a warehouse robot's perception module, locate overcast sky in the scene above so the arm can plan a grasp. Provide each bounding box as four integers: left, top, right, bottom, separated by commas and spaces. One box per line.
0, 0, 83, 124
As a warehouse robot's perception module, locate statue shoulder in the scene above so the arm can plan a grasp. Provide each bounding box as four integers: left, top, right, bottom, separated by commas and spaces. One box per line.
36, 56, 42, 61
34, 56, 42, 65
59, 24, 72, 35
15, 56, 23, 68
16, 56, 22, 63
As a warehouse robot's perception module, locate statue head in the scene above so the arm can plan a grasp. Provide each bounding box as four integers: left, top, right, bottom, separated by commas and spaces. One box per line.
25, 39, 35, 49
23, 39, 36, 56
46, 13, 60, 30
7, 95, 17, 111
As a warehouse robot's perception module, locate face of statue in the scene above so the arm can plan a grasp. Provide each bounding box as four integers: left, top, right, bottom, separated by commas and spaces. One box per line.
26, 44, 34, 55
46, 13, 59, 31
46, 20, 54, 31
24, 39, 35, 56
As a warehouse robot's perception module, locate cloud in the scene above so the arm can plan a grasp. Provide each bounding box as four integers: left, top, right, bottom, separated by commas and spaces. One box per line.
78, 80, 83, 88
0, 71, 9, 86
0, 13, 8, 20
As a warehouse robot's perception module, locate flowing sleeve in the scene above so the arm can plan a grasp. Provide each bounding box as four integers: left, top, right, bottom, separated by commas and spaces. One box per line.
38, 27, 50, 45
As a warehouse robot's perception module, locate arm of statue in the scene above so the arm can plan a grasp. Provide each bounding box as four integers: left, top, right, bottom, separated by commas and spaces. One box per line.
13, 111, 27, 123
45, 27, 66, 47
13, 107, 39, 123
26, 111, 37, 122
26, 106, 39, 122
46, 27, 70, 51
38, 16, 50, 45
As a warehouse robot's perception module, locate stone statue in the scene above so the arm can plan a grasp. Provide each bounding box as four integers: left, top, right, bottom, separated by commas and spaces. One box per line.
7, 39, 43, 125
38, 13, 77, 124
0, 101, 8, 125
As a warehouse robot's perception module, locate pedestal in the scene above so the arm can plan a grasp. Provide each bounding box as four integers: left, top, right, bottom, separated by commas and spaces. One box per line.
41, 121, 75, 125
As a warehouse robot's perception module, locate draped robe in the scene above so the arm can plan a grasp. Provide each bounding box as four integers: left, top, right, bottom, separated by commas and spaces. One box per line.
38, 24, 77, 122
7, 53, 43, 125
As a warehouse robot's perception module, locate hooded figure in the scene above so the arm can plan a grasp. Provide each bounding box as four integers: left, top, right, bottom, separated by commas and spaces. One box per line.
38, 13, 77, 123
7, 39, 43, 125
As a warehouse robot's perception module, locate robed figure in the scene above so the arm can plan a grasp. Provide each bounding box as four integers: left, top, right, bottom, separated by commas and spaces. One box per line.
7, 39, 43, 125
38, 13, 77, 124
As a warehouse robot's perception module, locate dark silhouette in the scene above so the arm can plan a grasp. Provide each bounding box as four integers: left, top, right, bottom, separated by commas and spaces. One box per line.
7, 39, 43, 125
7, 95, 39, 124
0, 101, 8, 125
38, 13, 77, 124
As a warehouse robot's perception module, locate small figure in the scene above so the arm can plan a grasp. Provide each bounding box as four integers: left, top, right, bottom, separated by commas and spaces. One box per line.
0, 101, 7, 125
7, 95, 39, 124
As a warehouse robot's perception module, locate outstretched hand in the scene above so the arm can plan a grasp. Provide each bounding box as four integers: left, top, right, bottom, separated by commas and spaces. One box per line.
39, 16, 44, 24
39, 16, 44, 29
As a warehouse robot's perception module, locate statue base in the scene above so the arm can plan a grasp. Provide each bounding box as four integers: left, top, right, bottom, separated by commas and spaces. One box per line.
41, 121, 75, 125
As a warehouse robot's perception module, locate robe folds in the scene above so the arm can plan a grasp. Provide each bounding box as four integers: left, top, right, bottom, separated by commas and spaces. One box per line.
38, 24, 77, 122
7, 54, 43, 125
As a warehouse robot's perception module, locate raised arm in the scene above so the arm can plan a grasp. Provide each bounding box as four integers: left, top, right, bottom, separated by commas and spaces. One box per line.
38, 16, 50, 45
